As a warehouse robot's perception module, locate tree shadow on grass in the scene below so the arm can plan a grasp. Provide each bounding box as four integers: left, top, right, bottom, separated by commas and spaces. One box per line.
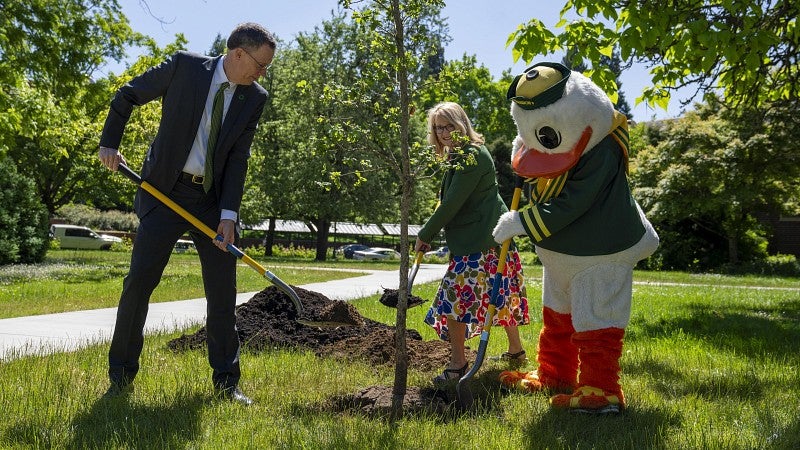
521, 405, 679, 450
625, 356, 767, 401
623, 297, 800, 404
634, 298, 800, 358
767, 416, 800, 449
64, 392, 205, 449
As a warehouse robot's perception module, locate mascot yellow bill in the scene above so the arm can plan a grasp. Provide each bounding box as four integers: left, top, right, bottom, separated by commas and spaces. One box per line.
493, 62, 660, 414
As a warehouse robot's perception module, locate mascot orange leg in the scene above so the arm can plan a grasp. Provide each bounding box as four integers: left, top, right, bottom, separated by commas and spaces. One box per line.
499, 307, 578, 392
550, 327, 626, 413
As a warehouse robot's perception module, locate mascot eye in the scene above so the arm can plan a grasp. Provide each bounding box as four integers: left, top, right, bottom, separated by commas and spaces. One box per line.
536, 127, 562, 149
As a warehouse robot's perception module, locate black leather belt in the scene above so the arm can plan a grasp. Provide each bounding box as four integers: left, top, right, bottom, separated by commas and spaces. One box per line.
179, 172, 204, 185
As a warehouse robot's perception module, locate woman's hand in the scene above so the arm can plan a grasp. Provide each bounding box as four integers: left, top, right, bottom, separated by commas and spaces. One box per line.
415, 237, 431, 253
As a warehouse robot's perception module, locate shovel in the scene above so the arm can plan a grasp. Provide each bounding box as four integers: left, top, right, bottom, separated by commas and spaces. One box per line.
456, 175, 524, 409
115, 163, 346, 328
407, 250, 424, 292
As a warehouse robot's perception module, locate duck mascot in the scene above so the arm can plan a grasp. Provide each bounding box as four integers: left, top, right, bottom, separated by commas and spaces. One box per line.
492, 62, 660, 413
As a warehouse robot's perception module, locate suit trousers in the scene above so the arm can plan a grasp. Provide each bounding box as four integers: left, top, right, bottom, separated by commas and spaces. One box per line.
108, 176, 241, 390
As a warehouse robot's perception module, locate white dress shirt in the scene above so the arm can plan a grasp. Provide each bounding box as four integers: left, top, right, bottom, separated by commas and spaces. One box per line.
182, 55, 237, 221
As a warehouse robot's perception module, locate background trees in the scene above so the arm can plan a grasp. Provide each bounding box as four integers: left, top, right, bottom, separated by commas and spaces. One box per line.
631, 97, 800, 270
1, 0, 797, 273
0, 0, 146, 262
243, 11, 415, 261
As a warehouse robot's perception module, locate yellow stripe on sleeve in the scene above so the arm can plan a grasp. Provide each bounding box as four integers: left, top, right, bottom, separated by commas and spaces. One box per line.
521, 209, 543, 241
531, 207, 552, 238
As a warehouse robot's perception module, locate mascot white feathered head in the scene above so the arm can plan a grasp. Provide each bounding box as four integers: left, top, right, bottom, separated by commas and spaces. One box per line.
507, 62, 615, 178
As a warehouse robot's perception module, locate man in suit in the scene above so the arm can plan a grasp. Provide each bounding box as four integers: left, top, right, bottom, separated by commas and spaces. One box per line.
97, 22, 274, 405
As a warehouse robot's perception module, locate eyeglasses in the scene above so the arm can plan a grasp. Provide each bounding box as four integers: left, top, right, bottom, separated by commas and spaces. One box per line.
241, 48, 271, 71
434, 124, 456, 134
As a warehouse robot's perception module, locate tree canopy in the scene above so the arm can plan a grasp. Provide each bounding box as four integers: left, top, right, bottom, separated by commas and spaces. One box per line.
508, 1, 799, 111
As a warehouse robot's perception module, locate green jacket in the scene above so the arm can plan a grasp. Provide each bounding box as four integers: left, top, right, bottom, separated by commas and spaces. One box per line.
418, 145, 507, 256
519, 134, 645, 255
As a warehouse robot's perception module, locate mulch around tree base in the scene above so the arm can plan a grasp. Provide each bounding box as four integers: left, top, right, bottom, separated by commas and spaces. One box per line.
167, 285, 477, 414
329, 385, 451, 417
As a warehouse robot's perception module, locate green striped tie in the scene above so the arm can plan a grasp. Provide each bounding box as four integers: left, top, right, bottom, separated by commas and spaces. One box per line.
203, 81, 229, 193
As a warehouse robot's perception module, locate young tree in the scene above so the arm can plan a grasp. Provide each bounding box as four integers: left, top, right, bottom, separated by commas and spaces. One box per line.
508, 1, 799, 111
337, 0, 447, 419
243, 13, 405, 260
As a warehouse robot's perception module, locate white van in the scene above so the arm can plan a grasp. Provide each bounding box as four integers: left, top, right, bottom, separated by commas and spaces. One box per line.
49, 224, 122, 250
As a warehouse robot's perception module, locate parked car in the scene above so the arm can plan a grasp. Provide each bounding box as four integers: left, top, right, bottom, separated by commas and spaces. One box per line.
424, 246, 449, 258
352, 247, 401, 261
173, 239, 196, 253
336, 243, 371, 259
49, 224, 123, 250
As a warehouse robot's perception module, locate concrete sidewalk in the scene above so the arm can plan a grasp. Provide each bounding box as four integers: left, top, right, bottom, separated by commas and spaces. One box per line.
0, 264, 446, 361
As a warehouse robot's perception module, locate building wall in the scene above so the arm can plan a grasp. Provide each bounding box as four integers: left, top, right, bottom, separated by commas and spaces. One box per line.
761, 214, 800, 257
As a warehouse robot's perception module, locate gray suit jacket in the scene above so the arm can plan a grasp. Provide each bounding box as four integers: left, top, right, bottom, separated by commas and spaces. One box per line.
100, 51, 268, 217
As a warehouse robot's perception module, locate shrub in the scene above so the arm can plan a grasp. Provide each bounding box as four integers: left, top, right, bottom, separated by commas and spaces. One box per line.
242, 244, 317, 259
110, 237, 134, 253
0, 156, 49, 264
271, 244, 316, 259
719, 254, 800, 277
55, 204, 139, 232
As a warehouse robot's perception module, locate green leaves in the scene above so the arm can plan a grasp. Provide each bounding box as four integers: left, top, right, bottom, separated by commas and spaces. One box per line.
507, 1, 800, 111
508, 20, 557, 64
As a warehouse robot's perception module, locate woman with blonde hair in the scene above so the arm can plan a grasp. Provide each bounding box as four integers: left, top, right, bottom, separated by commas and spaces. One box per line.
416, 101, 530, 382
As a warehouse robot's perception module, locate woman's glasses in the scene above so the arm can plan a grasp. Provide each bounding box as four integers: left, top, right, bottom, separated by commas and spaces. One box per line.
434, 124, 456, 134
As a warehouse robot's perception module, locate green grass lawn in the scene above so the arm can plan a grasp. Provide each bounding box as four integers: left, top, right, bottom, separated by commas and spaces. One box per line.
0, 249, 386, 319
1, 250, 799, 448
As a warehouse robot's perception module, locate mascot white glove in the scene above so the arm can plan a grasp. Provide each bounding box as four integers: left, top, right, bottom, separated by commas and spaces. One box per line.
493, 211, 526, 244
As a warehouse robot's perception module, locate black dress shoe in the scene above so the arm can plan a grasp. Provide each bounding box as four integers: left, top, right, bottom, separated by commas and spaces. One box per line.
102, 382, 133, 399
216, 387, 253, 406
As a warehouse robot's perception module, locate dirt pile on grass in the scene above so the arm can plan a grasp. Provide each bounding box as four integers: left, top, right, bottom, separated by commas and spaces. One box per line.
167, 286, 450, 365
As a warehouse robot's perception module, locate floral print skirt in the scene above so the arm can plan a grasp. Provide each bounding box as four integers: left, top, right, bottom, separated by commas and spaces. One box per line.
424, 246, 529, 341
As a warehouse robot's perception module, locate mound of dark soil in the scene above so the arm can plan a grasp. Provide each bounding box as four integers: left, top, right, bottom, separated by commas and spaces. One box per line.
318, 327, 453, 372
167, 286, 460, 368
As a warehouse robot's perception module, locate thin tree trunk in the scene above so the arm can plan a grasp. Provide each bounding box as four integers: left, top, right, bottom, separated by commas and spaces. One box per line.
390, 0, 410, 423
728, 234, 739, 265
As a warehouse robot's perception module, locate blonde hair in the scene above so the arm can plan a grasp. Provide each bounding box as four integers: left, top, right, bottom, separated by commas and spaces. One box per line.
427, 102, 484, 154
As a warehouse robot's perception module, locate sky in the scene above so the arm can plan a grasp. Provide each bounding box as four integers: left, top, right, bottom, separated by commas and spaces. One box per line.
105, 0, 692, 121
